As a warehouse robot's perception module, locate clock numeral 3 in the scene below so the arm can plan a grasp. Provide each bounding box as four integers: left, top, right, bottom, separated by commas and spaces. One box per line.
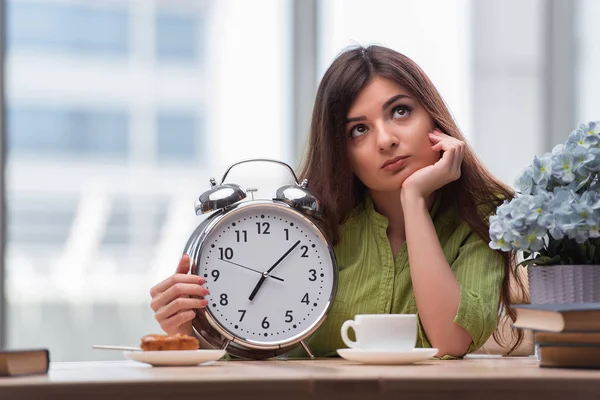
220, 293, 229, 306
262, 317, 270, 329
308, 269, 317, 281
218, 247, 234, 260
235, 230, 248, 243
238, 309, 246, 322
285, 310, 294, 323
256, 222, 270, 235
300, 245, 309, 258
301, 293, 309, 305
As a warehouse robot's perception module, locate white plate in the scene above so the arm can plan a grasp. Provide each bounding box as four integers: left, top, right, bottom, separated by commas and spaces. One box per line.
337, 348, 438, 365
123, 349, 226, 366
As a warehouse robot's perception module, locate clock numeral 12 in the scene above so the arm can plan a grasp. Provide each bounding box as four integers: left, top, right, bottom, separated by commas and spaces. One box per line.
256, 222, 270, 234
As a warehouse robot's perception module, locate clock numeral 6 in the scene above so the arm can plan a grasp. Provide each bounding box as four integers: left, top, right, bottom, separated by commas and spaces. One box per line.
218, 247, 234, 260
220, 293, 228, 306
262, 317, 270, 329
285, 310, 293, 323
256, 222, 270, 235
308, 269, 317, 281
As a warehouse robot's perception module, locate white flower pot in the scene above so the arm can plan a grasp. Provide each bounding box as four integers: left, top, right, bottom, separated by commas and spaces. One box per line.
527, 265, 600, 304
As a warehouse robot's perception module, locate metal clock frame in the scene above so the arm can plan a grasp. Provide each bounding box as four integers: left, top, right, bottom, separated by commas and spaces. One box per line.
183, 160, 338, 360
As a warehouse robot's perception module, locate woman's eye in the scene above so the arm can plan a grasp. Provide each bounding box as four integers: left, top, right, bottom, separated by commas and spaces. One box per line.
392, 105, 411, 119
350, 124, 368, 138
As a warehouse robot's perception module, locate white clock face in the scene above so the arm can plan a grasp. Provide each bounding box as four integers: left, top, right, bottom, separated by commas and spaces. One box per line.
196, 201, 336, 346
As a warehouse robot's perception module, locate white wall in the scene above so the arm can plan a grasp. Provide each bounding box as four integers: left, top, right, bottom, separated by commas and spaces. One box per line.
318, 0, 473, 141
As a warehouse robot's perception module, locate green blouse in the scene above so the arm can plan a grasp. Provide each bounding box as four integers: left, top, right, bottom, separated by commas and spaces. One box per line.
287, 193, 505, 359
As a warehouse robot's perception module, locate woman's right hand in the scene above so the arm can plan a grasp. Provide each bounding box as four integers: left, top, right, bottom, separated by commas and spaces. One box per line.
150, 254, 209, 336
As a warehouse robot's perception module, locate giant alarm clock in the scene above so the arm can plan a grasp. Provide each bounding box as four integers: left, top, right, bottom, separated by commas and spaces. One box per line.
183, 159, 338, 359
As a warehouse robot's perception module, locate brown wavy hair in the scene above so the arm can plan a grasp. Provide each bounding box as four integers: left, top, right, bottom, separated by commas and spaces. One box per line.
298, 45, 527, 353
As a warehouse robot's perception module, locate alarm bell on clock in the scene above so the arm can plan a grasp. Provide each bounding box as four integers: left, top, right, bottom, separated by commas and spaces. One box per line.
183, 158, 337, 360
194, 159, 323, 217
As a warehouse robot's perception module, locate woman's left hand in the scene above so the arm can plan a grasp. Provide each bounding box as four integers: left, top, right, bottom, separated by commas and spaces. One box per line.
401, 129, 465, 199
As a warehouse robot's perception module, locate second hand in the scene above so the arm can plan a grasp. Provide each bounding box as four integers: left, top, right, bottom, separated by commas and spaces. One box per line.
219, 258, 284, 282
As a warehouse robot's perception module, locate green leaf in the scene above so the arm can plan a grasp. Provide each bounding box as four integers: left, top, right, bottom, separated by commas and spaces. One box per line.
547, 237, 563, 257
577, 242, 587, 263
518, 255, 562, 268
517, 259, 538, 267
586, 242, 596, 262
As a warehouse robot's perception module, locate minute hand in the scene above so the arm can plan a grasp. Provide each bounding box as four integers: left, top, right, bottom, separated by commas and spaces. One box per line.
248, 240, 301, 301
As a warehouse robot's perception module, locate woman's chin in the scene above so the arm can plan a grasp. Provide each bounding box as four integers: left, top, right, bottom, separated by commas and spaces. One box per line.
362, 170, 412, 192
368, 180, 407, 193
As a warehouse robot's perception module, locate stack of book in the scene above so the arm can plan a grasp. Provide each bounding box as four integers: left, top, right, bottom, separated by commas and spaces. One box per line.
0, 348, 49, 377
512, 302, 600, 368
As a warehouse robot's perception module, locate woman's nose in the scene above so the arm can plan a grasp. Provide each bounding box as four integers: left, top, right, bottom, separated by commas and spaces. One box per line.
376, 124, 399, 151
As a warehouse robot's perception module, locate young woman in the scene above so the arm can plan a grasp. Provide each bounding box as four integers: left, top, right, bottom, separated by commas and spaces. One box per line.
150, 45, 525, 358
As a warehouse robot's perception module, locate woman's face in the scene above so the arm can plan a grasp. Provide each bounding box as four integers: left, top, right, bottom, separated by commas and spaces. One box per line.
345, 76, 440, 192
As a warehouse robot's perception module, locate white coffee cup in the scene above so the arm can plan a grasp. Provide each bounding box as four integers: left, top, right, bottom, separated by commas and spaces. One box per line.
340, 314, 417, 352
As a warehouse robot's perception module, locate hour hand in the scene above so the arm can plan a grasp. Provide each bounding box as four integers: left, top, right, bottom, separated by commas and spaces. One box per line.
248, 276, 267, 301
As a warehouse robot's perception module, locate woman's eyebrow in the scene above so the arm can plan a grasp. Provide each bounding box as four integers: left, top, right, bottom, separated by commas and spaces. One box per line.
345, 116, 367, 124
382, 94, 411, 110
345, 94, 412, 124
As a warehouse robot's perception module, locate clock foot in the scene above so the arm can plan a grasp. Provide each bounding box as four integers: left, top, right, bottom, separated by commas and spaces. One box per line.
221, 339, 231, 351
300, 340, 315, 359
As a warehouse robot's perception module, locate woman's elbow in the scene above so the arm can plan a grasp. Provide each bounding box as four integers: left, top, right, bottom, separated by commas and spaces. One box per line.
435, 342, 471, 358
432, 327, 472, 357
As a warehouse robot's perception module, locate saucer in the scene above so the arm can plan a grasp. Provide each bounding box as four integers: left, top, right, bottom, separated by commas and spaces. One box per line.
337, 348, 438, 365
123, 349, 226, 367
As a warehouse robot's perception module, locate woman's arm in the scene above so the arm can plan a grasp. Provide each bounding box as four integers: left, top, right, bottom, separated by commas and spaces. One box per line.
399, 131, 504, 357
401, 192, 472, 357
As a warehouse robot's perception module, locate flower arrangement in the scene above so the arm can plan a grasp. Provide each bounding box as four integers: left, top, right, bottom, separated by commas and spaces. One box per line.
489, 121, 600, 267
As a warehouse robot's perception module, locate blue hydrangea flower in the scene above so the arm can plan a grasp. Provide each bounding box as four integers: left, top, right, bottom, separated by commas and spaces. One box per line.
489, 120, 600, 264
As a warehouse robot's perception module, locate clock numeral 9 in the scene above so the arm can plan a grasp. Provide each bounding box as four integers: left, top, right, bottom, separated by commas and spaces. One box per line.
285, 310, 293, 323
220, 293, 228, 306
235, 230, 247, 243
301, 293, 309, 305
300, 245, 309, 258
256, 222, 270, 235
211, 270, 220, 282
262, 317, 270, 329
238, 310, 246, 322
308, 269, 317, 281
218, 247, 234, 260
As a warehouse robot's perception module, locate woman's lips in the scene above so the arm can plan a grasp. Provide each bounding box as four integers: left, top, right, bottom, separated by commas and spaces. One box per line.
382, 156, 409, 171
